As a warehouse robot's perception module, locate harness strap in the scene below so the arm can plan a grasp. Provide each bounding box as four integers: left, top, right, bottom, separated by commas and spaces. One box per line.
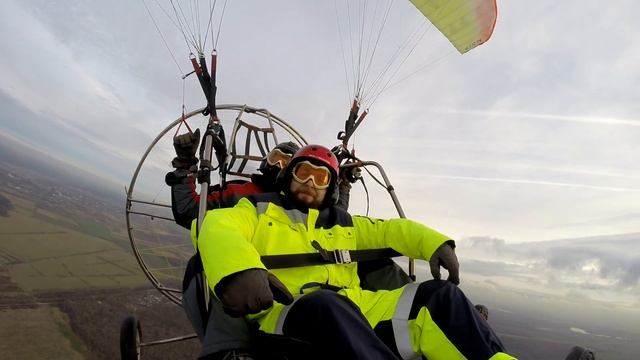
260, 242, 401, 269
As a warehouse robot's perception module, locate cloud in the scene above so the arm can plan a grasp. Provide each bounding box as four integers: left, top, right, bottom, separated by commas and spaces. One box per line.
570, 327, 589, 335
460, 259, 532, 279
410, 174, 640, 193
462, 236, 508, 249
620, 260, 640, 287
437, 109, 640, 128
457, 234, 640, 304
0, 1, 189, 183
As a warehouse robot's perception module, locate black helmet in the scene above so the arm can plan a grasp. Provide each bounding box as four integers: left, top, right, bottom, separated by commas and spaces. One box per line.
258, 141, 300, 174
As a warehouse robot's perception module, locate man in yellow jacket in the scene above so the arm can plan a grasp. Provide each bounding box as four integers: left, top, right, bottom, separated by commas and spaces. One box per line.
194, 144, 516, 360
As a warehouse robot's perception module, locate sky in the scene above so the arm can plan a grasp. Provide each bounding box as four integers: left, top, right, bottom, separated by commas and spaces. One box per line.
1, 1, 639, 308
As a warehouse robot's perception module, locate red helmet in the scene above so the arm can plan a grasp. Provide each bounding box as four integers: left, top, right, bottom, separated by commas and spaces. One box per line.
291, 145, 339, 175
278, 144, 340, 207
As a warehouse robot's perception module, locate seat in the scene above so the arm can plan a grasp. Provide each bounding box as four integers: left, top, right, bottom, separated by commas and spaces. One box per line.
182, 253, 410, 359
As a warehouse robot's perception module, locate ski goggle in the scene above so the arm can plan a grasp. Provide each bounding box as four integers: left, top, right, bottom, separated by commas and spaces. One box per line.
266, 148, 293, 168
292, 161, 332, 189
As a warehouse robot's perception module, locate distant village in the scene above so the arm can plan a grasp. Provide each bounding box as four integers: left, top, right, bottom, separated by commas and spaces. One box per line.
0, 162, 119, 225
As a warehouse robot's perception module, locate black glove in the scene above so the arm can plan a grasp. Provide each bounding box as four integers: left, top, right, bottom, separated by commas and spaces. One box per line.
164, 168, 192, 186
171, 128, 200, 169
429, 241, 460, 285
198, 126, 226, 163
331, 145, 345, 161
340, 165, 361, 184
214, 268, 294, 317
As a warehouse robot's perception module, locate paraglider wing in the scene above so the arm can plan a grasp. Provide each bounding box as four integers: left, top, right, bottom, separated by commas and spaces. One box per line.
410, 0, 497, 54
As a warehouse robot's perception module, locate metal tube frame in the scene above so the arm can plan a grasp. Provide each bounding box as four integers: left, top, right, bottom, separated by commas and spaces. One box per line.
125, 104, 307, 306
342, 161, 415, 279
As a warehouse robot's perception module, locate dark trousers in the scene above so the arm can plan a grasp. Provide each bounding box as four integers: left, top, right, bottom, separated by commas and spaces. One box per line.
282, 281, 507, 360
283, 290, 400, 359
183, 254, 502, 359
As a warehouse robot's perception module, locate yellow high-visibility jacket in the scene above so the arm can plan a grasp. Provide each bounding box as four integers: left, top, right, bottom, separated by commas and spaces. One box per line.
192, 193, 450, 332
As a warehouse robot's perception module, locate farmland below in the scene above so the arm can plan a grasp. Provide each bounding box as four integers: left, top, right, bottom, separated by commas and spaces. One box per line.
0, 139, 198, 359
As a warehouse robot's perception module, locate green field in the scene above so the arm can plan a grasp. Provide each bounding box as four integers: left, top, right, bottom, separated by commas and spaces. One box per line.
0, 190, 198, 359
0, 307, 88, 360
0, 192, 148, 291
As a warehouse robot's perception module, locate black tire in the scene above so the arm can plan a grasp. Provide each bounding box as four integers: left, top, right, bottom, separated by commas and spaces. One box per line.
120, 315, 142, 360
